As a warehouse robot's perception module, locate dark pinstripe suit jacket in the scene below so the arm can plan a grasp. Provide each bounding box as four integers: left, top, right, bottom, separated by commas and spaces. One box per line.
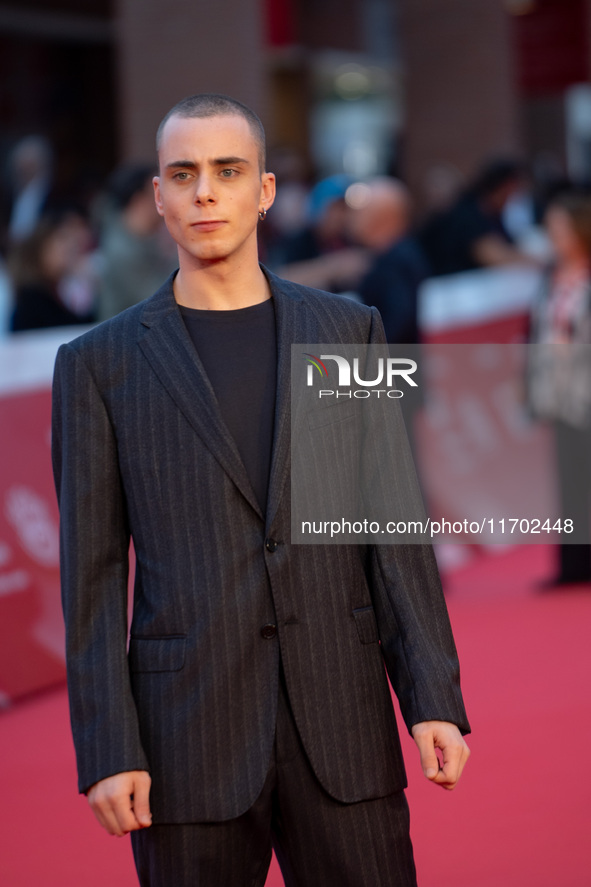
52, 267, 469, 823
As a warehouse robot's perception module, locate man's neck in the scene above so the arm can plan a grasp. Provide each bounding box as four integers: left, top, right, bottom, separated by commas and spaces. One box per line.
173, 254, 270, 311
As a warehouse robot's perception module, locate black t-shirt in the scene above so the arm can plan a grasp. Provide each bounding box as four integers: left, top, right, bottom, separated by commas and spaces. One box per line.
180, 298, 277, 511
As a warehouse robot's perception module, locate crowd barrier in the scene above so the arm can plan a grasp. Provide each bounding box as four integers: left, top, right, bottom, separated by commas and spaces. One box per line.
415, 266, 554, 548
0, 327, 92, 705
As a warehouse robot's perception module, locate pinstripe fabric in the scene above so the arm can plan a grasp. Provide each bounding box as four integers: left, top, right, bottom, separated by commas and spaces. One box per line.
52, 267, 470, 824
131, 674, 417, 887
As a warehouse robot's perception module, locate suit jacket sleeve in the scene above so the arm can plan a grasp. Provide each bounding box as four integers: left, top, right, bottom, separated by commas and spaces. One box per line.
366, 307, 471, 735
52, 342, 150, 793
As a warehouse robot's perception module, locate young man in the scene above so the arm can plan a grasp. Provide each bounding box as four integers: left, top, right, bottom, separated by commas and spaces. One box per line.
52, 94, 470, 887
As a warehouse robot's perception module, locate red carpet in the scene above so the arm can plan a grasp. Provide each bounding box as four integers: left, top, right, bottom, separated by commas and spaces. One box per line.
1, 545, 589, 886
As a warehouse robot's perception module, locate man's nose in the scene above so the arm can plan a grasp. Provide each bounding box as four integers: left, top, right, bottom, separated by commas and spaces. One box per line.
193, 172, 216, 204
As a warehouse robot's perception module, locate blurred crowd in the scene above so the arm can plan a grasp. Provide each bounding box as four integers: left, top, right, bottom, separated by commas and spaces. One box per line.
2, 132, 591, 349
2, 134, 591, 587
0, 137, 177, 333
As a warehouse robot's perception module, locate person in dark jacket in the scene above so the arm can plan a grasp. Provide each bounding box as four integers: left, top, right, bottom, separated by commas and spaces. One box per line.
350, 177, 428, 344
419, 158, 534, 276
52, 94, 470, 887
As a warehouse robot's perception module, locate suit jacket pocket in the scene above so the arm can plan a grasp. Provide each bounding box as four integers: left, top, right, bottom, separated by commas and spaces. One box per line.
128, 636, 186, 673
352, 606, 379, 644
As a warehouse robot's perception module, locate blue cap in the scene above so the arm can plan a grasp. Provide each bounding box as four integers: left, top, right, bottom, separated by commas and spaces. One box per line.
308, 174, 354, 220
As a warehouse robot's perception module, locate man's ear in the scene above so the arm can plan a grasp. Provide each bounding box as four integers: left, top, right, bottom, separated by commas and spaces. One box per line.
260, 172, 276, 213
153, 176, 164, 217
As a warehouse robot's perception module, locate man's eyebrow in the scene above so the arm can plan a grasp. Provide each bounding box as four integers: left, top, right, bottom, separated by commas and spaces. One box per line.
211, 156, 250, 166
165, 160, 196, 170
165, 157, 250, 170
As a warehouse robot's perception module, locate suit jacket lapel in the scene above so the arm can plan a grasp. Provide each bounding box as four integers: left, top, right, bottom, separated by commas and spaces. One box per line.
138, 275, 263, 519
263, 268, 304, 532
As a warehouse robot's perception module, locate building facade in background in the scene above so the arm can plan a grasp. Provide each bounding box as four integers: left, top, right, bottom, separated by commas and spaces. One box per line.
1, 0, 591, 214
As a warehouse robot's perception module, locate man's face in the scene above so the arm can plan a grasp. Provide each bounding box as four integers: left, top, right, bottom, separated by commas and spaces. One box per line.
153, 114, 275, 268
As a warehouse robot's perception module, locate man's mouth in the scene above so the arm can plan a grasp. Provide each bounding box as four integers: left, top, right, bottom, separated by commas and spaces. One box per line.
190, 221, 226, 232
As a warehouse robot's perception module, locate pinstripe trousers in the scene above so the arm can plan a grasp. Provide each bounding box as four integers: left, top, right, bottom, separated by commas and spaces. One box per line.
131, 668, 417, 887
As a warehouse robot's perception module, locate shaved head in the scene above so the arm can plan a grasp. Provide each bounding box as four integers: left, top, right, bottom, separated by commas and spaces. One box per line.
156, 93, 266, 172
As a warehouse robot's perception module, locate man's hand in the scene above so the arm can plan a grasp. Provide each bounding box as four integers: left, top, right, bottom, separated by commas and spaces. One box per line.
411, 721, 470, 790
87, 770, 152, 836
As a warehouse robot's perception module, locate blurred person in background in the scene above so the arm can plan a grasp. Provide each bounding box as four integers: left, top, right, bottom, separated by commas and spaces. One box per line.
528, 189, 591, 588
3, 136, 54, 247
349, 177, 428, 344
278, 173, 370, 293
96, 164, 177, 320
281, 173, 352, 263
349, 177, 427, 476
9, 208, 96, 332
257, 146, 309, 267
419, 158, 537, 276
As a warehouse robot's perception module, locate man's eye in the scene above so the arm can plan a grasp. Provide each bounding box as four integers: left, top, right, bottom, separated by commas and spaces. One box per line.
221, 169, 236, 178
174, 172, 190, 180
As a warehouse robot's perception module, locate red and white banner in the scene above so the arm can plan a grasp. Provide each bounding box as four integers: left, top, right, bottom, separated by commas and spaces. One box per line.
0, 328, 91, 705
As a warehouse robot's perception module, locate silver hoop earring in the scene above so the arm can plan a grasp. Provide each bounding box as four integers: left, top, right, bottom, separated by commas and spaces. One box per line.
258, 208, 267, 221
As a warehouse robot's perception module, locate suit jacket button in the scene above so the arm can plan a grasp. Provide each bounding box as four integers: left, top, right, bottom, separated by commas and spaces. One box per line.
265, 538, 278, 552
261, 624, 277, 639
